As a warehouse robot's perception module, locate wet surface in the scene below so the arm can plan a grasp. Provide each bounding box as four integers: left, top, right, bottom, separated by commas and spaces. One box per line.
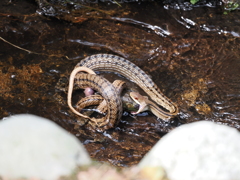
0, 0, 240, 167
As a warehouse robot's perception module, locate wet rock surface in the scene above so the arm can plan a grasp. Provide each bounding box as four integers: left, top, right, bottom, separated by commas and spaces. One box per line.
139, 121, 240, 180
0, 114, 91, 180
0, 0, 240, 167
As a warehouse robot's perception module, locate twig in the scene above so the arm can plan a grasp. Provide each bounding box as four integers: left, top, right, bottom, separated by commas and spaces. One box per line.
0, 36, 69, 59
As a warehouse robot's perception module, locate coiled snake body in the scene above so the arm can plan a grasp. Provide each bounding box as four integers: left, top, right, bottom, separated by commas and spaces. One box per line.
68, 54, 179, 130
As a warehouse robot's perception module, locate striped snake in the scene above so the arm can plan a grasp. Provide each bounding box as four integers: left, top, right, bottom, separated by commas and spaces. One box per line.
68, 54, 179, 129
75, 80, 126, 115
68, 67, 123, 129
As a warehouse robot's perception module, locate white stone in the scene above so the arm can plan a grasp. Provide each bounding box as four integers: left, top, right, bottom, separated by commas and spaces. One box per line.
138, 121, 240, 180
0, 114, 91, 180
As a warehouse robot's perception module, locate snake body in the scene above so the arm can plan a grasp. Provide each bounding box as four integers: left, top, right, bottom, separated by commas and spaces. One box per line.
68, 67, 122, 129
76, 54, 179, 117
76, 80, 126, 115
68, 54, 179, 130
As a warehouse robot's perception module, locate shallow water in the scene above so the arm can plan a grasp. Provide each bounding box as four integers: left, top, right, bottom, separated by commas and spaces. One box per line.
0, 0, 240, 166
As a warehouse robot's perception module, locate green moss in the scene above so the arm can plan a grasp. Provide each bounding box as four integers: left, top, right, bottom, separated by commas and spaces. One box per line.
190, 0, 199, 5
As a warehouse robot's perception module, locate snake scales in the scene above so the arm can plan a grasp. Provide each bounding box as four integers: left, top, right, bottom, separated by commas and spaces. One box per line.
68, 54, 179, 130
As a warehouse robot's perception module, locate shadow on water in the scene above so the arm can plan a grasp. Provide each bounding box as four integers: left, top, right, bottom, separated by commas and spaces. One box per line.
0, 0, 240, 166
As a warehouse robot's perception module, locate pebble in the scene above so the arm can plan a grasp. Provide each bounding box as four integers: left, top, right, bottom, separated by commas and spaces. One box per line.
0, 114, 91, 180
138, 121, 240, 180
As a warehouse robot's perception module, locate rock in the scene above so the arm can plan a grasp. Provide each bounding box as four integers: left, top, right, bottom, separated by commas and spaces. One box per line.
76, 164, 167, 180
0, 114, 91, 180
138, 121, 240, 180
139, 166, 168, 180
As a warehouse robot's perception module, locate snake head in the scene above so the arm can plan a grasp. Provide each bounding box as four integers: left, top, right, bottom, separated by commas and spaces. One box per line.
129, 92, 149, 114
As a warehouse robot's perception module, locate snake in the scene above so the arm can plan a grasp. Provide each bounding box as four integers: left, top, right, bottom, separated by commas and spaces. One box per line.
75, 80, 127, 115
68, 54, 179, 129
67, 66, 123, 129
75, 54, 179, 115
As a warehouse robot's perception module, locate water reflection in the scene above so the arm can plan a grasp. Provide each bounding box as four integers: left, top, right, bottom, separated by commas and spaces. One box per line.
111, 17, 171, 37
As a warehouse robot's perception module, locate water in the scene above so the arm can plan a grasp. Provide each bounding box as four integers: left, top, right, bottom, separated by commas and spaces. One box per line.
0, 0, 240, 167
